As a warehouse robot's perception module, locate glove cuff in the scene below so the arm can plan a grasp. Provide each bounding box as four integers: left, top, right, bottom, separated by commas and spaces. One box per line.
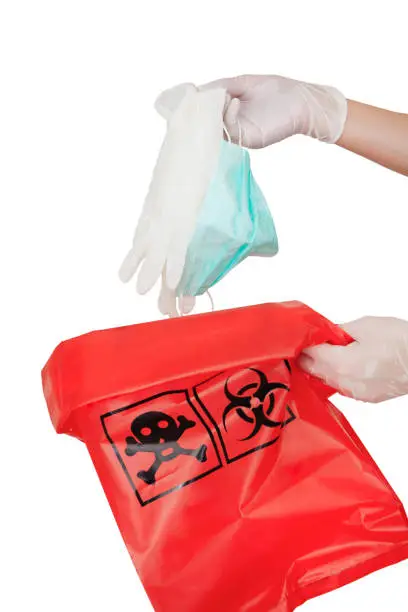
299, 82, 348, 144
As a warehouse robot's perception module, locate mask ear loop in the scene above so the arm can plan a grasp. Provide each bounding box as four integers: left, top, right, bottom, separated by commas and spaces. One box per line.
206, 290, 215, 312
172, 293, 214, 315
223, 124, 232, 143
237, 120, 243, 147
223, 122, 243, 147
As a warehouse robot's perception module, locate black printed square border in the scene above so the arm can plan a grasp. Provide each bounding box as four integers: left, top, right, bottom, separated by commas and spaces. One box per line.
100, 389, 223, 507
192, 383, 296, 465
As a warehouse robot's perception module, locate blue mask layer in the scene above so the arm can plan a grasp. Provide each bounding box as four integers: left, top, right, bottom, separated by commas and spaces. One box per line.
176, 139, 279, 297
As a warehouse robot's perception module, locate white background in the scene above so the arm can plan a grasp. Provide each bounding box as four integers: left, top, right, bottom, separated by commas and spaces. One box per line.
1, 1, 407, 610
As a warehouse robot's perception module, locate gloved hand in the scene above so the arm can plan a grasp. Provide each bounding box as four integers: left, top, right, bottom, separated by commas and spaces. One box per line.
299, 317, 408, 403
202, 75, 347, 149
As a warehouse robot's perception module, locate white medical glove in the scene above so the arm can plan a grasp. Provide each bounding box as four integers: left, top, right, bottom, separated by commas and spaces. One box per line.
299, 317, 408, 403
203, 75, 347, 149
158, 271, 196, 318
119, 85, 226, 296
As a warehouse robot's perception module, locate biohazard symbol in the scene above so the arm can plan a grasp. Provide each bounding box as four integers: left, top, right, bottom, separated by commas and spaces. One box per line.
125, 411, 208, 485
222, 365, 295, 441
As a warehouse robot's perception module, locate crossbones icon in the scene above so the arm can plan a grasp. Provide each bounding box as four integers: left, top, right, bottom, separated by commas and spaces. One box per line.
125, 411, 208, 485
222, 367, 294, 441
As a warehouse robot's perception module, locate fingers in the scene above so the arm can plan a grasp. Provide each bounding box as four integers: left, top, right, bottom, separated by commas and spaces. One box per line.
225, 97, 240, 124
298, 341, 372, 400
158, 275, 179, 318
298, 343, 359, 385
119, 246, 144, 283
179, 295, 196, 315
301, 343, 352, 371
297, 353, 314, 374
165, 234, 189, 290
224, 98, 241, 137
201, 78, 250, 146
201, 79, 253, 147
158, 279, 171, 315
200, 75, 258, 98
158, 273, 196, 318
298, 349, 348, 396
136, 236, 169, 295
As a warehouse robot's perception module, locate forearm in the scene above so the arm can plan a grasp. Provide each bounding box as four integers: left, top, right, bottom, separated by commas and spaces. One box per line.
337, 100, 408, 176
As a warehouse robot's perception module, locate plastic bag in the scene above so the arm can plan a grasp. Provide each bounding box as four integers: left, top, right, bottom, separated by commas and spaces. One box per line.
42, 302, 408, 611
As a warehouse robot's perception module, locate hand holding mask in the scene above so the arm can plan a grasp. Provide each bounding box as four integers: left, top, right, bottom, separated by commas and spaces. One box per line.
120, 83, 279, 316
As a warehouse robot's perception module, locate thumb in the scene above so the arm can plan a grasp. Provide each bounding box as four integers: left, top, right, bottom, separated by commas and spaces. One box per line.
222, 98, 243, 145
224, 97, 240, 126
199, 81, 241, 132
297, 353, 315, 375
298, 343, 352, 379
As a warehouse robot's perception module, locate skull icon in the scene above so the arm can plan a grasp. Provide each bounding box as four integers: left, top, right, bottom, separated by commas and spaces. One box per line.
125, 411, 208, 485
222, 365, 295, 441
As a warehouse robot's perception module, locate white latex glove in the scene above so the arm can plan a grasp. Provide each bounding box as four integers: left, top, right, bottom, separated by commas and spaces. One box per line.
158, 270, 196, 318
119, 85, 226, 295
203, 75, 347, 149
154, 85, 200, 317
299, 317, 408, 403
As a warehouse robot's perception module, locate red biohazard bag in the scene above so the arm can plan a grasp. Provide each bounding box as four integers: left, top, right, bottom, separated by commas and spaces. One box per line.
42, 302, 408, 611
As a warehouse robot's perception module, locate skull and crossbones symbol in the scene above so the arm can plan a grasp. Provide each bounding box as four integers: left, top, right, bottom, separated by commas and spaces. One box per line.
222, 365, 294, 441
125, 411, 207, 485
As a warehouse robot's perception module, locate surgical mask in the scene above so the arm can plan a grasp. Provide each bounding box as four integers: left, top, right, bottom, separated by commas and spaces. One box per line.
175, 131, 278, 297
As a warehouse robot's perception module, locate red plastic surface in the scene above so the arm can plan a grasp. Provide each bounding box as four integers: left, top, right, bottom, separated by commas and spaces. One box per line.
42, 302, 408, 611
